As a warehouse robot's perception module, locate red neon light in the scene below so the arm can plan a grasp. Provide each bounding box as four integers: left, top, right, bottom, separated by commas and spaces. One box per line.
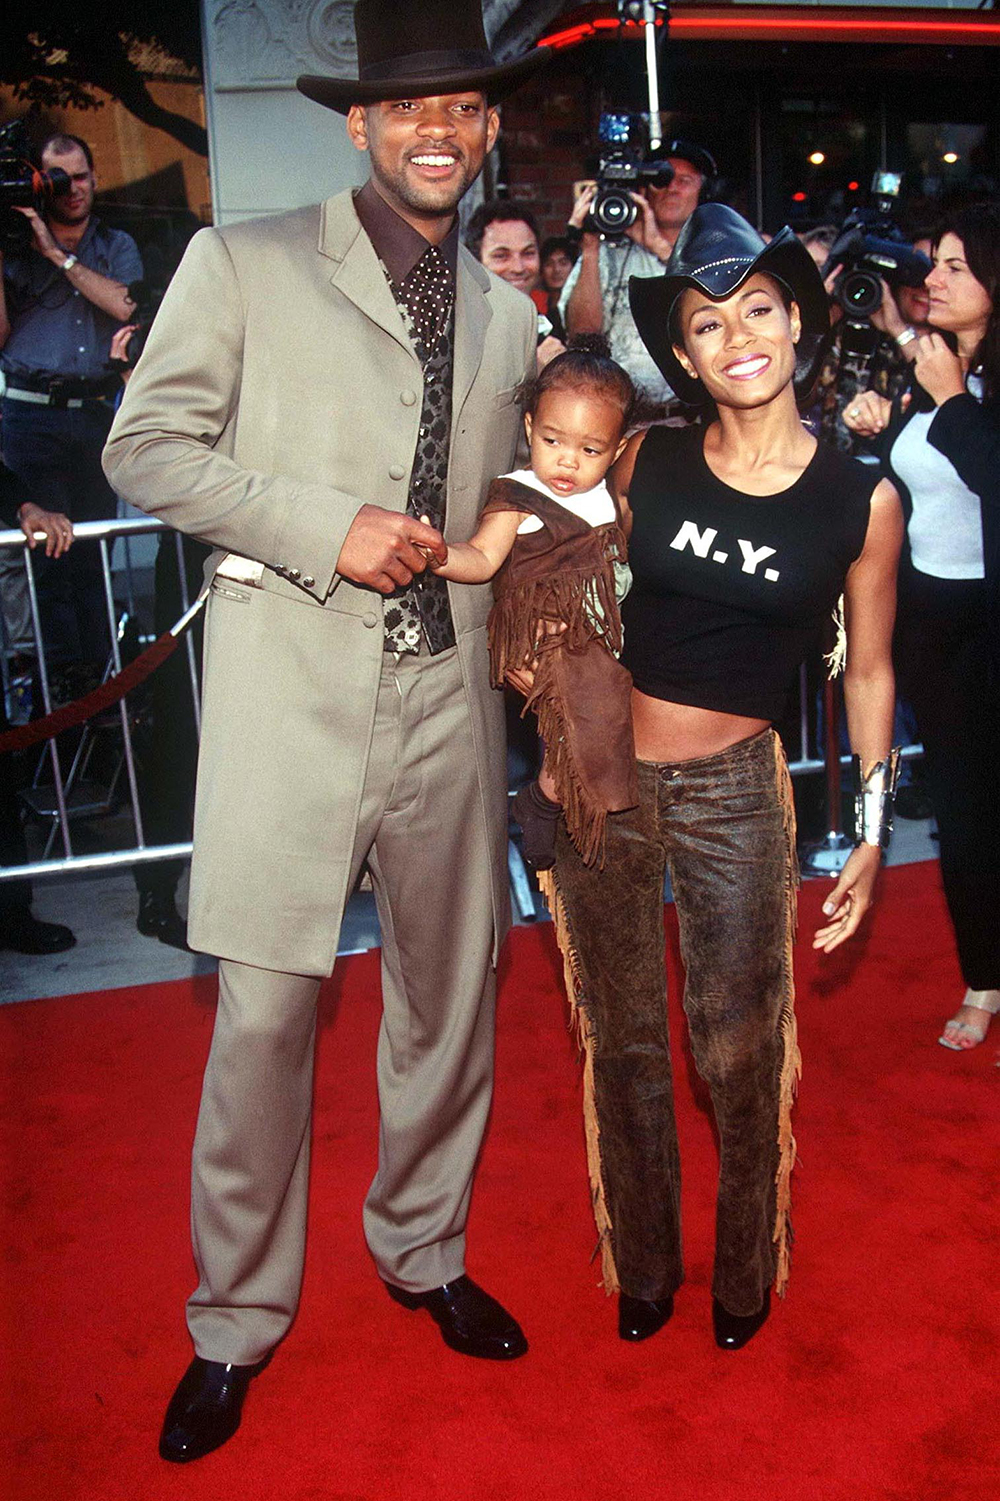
848, 181, 860, 191
542, 18, 657, 49
792, 191, 807, 202
672, 17, 999, 37
539, 14, 1000, 49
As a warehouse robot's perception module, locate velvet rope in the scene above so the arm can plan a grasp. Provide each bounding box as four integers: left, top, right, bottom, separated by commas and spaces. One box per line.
0, 632, 182, 755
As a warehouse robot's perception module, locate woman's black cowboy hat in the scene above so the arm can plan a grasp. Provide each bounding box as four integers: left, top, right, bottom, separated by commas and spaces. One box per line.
629, 203, 830, 405
297, 0, 548, 115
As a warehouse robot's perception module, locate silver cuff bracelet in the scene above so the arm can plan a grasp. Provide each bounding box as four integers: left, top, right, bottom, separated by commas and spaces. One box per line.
852, 749, 902, 849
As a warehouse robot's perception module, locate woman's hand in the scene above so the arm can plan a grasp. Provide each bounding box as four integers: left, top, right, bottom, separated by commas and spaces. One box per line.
812, 844, 881, 952
913, 330, 966, 406
842, 390, 894, 437
18, 502, 74, 558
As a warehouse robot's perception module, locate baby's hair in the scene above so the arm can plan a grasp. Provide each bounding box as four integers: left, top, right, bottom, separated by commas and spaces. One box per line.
518, 334, 638, 430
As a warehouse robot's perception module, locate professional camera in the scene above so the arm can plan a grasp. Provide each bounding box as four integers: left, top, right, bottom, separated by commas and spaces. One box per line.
0, 121, 72, 254
824, 173, 931, 320
587, 113, 674, 242
113, 280, 164, 368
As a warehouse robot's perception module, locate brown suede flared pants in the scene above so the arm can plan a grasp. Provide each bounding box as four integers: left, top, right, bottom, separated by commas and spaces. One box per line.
542, 728, 799, 1319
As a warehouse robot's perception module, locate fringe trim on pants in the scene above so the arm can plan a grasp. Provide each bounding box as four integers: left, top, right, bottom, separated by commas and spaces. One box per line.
538, 866, 620, 1293
529, 656, 606, 867
772, 734, 802, 1297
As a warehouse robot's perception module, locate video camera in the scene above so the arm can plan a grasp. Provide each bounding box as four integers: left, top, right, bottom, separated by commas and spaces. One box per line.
0, 121, 72, 254
587, 112, 674, 242
823, 172, 931, 321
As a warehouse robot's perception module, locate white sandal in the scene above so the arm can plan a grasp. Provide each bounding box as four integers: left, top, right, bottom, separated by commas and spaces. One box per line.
938, 989, 1000, 1051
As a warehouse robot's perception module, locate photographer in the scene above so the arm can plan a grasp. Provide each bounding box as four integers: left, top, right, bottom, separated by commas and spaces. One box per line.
844, 205, 1000, 1053
814, 270, 932, 454
0, 133, 142, 695
560, 140, 716, 405
809, 190, 932, 455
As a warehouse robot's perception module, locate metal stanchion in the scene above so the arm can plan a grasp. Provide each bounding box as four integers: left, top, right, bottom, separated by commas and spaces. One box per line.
99, 536, 146, 848
21, 545, 73, 859
799, 668, 853, 877
174, 530, 202, 737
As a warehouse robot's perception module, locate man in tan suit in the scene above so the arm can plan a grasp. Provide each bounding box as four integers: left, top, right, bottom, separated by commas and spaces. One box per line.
103, 0, 545, 1463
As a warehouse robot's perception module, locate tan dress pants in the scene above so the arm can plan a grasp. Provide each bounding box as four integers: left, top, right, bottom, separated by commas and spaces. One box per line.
186, 644, 499, 1365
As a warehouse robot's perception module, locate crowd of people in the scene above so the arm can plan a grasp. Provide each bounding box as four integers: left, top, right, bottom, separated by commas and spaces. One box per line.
1, 0, 998, 1468
0, 132, 200, 955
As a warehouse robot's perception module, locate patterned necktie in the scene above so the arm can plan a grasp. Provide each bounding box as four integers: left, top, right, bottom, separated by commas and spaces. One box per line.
381, 244, 457, 655
399, 244, 454, 359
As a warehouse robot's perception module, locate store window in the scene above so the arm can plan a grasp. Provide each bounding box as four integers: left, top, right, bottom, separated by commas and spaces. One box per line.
906, 123, 993, 199
778, 97, 872, 227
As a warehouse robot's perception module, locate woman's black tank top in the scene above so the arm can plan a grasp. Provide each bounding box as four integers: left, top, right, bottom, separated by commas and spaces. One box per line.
622, 423, 876, 720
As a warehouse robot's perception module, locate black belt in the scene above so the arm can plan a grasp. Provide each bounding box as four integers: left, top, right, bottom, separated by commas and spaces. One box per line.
4, 373, 119, 403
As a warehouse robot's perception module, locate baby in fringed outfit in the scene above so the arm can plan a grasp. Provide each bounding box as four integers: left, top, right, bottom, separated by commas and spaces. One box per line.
426, 336, 639, 868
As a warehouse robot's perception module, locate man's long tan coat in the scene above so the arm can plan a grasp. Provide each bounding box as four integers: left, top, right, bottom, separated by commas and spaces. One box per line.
104, 189, 534, 975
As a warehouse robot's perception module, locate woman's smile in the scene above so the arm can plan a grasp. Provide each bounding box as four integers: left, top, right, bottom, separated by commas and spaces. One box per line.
721, 352, 771, 381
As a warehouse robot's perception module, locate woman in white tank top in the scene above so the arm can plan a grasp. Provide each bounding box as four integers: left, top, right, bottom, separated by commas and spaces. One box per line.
845, 204, 1000, 1054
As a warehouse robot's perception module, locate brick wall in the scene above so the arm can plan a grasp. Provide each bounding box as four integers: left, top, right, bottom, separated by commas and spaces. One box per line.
498, 55, 596, 241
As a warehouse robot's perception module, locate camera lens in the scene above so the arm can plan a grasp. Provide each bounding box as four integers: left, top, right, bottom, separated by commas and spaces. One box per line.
839, 269, 883, 319
590, 187, 637, 238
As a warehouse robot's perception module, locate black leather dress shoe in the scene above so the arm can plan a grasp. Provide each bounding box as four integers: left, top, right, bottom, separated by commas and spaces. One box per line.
385, 1274, 527, 1360
618, 1292, 674, 1342
712, 1290, 770, 1350
137, 890, 190, 951
0, 910, 76, 955
159, 1356, 265, 1463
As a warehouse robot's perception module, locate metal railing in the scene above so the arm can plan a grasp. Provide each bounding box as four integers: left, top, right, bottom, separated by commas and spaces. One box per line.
2, 514, 923, 898
1, 514, 199, 881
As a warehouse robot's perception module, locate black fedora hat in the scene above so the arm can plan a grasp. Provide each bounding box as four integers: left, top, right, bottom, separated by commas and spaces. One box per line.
629, 203, 830, 405
297, 0, 549, 116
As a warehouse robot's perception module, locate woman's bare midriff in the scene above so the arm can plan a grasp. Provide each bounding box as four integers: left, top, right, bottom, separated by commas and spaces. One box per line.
631, 688, 771, 764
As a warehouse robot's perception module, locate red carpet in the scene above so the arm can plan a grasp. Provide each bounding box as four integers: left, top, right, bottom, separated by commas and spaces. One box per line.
2, 862, 997, 1501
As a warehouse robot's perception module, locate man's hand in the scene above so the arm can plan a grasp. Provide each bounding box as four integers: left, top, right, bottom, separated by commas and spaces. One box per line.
625, 192, 673, 261
869, 277, 908, 341
12, 206, 64, 264
568, 180, 597, 231
913, 331, 966, 406
336, 505, 446, 593
18, 502, 74, 558
10, 209, 135, 322
537, 335, 565, 370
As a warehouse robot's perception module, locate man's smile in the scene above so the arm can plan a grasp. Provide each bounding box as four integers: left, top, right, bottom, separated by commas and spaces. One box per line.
408, 151, 461, 174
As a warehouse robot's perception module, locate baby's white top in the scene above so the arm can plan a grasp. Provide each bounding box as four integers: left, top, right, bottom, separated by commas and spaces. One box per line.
500, 469, 618, 535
